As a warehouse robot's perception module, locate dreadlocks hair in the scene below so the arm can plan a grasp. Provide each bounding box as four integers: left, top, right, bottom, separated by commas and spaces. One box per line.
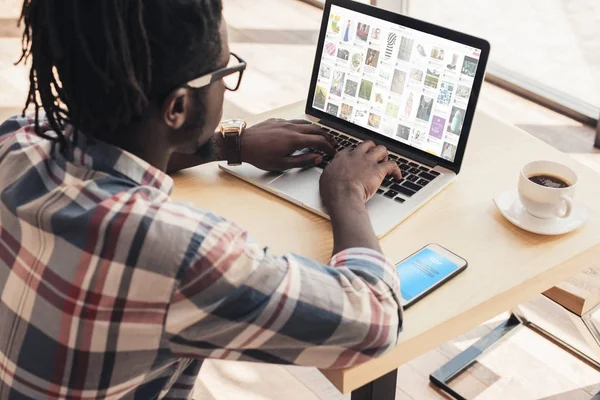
18, 0, 223, 148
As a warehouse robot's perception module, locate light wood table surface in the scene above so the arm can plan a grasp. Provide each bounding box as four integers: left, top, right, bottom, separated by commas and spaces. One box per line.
171, 101, 600, 395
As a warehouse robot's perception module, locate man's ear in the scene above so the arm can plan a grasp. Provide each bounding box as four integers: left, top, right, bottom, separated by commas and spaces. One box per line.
161, 88, 192, 130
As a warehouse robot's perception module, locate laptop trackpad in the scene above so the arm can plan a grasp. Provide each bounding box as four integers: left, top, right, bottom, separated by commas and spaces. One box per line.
269, 168, 326, 213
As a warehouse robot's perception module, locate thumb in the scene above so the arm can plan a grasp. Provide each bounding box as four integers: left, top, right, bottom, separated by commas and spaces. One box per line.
282, 152, 322, 169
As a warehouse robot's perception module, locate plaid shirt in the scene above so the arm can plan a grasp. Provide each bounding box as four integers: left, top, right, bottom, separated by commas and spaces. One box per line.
0, 115, 402, 400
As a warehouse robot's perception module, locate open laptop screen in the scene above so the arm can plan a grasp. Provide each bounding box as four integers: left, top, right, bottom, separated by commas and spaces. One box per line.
310, 2, 486, 165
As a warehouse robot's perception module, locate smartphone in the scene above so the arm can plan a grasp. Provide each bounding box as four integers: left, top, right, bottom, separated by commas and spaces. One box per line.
396, 244, 468, 308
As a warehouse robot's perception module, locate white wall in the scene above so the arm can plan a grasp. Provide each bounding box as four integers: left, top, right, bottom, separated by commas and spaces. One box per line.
374, 0, 406, 14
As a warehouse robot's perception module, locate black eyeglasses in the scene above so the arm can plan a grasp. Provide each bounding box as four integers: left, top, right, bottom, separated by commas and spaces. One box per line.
186, 52, 247, 92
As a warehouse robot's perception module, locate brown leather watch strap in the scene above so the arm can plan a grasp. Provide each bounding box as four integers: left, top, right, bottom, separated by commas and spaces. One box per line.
223, 132, 242, 166
219, 119, 246, 166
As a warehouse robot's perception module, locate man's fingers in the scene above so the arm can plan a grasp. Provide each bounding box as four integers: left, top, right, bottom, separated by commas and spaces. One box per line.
380, 160, 403, 180
367, 145, 388, 162
287, 119, 313, 125
292, 122, 329, 135
297, 134, 335, 155
295, 125, 337, 147
355, 140, 376, 153
282, 152, 322, 169
283, 120, 336, 147
287, 119, 327, 134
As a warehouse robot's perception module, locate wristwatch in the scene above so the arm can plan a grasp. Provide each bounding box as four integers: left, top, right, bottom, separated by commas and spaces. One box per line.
219, 119, 246, 166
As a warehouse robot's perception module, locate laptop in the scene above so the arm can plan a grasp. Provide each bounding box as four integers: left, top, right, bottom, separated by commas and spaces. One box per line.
220, 0, 490, 238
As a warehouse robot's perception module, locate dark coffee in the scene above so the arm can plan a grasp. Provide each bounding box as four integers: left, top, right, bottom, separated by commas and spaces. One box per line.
528, 174, 570, 189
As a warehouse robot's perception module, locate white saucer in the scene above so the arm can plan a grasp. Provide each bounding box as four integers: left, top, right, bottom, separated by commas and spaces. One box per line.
493, 188, 592, 235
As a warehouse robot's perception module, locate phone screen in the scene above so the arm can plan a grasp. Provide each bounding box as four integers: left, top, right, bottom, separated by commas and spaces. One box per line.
396, 247, 461, 303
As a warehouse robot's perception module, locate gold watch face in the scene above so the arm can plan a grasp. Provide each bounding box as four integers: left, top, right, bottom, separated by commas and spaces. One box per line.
220, 119, 246, 134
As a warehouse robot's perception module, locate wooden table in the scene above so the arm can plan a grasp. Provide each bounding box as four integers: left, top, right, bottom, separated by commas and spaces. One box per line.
172, 101, 600, 399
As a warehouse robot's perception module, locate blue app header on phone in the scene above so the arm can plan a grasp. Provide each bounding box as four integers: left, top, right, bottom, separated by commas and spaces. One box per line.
396, 248, 459, 302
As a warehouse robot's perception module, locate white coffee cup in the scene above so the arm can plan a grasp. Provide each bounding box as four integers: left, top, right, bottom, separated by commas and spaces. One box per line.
518, 160, 577, 219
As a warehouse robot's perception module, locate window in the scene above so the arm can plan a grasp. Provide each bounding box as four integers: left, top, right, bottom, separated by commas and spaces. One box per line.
400, 0, 599, 134
302, 0, 600, 143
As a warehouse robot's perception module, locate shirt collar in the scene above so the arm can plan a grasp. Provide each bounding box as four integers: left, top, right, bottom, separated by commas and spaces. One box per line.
64, 126, 174, 195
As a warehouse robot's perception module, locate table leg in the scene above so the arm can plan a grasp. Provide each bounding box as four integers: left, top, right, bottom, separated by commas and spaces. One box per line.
351, 368, 398, 400
429, 314, 522, 399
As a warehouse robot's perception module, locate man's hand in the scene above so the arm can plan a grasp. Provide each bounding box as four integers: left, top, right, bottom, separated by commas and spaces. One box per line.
319, 141, 402, 255
320, 140, 402, 207
166, 119, 334, 174
242, 119, 336, 171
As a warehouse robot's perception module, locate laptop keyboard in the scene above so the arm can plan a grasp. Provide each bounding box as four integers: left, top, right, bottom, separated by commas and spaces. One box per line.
305, 125, 441, 203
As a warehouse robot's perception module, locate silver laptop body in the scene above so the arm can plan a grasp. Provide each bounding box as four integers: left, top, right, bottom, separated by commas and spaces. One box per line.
220, 0, 490, 238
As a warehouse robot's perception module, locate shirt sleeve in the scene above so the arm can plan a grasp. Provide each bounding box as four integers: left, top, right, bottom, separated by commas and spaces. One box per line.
165, 216, 402, 370
0, 115, 31, 142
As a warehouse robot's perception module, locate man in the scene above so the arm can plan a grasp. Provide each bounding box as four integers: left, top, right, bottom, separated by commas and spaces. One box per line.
0, 1, 403, 398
